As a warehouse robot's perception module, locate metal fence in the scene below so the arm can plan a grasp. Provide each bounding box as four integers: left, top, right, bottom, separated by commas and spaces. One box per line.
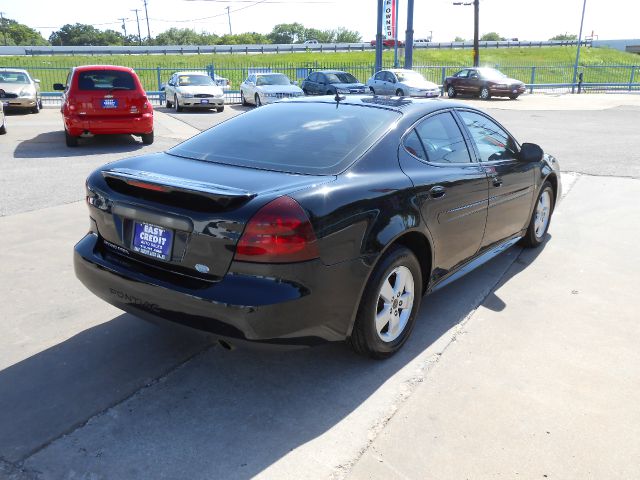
9, 61, 640, 107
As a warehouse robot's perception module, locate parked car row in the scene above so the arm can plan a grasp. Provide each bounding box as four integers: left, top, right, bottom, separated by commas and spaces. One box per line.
0, 68, 42, 113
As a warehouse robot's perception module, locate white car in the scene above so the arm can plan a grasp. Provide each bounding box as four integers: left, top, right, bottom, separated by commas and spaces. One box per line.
367, 69, 440, 98
163, 71, 225, 112
0, 103, 6, 134
0, 68, 42, 113
240, 73, 304, 107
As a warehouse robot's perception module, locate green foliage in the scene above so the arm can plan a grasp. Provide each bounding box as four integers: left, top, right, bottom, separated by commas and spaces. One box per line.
454, 36, 466, 42
0, 17, 48, 46
550, 33, 578, 41
49, 23, 129, 46
480, 32, 506, 41
154, 28, 219, 46
334, 27, 361, 43
268, 23, 306, 44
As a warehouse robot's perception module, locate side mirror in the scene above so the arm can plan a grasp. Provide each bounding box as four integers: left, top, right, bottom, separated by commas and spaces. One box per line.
53, 83, 65, 91
34, 78, 41, 83
519, 142, 543, 162
292, 80, 299, 86
159, 85, 165, 91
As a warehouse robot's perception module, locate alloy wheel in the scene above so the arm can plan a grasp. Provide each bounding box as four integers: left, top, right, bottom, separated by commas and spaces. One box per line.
534, 190, 552, 239
375, 266, 415, 343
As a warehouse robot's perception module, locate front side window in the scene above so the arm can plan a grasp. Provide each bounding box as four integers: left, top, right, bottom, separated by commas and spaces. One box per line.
455, 70, 469, 78
413, 112, 471, 164
374, 71, 385, 81
77, 70, 136, 91
458, 110, 518, 162
325, 72, 358, 84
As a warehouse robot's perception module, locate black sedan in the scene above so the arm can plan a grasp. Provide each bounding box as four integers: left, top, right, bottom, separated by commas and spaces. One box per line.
301, 70, 367, 96
445, 67, 526, 100
74, 96, 560, 358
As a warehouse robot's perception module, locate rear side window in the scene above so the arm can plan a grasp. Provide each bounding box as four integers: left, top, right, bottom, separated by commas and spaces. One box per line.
458, 110, 518, 162
168, 102, 401, 175
403, 130, 427, 160
76, 70, 136, 91
414, 112, 472, 164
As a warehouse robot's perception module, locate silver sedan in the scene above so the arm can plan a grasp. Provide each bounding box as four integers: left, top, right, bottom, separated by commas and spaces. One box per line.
0, 68, 42, 113
367, 69, 440, 98
163, 71, 225, 112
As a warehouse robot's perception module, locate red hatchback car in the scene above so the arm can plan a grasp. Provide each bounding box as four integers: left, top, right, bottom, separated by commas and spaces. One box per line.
54, 65, 153, 147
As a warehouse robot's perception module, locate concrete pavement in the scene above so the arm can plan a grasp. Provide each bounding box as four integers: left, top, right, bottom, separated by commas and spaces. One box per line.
348, 174, 640, 480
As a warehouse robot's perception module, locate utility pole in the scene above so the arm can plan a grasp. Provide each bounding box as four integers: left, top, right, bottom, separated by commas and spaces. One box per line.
226, 6, 232, 35
142, 0, 152, 44
393, 0, 399, 67
404, 0, 415, 69
131, 9, 142, 46
453, 1, 479, 67
375, 0, 383, 74
119, 17, 127, 45
0, 12, 7, 47
572, 0, 587, 93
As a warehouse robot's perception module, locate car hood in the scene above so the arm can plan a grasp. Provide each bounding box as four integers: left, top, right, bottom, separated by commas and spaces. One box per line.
0, 83, 29, 94
401, 80, 439, 90
487, 77, 524, 85
176, 85, 224, 95
257, 85, 303, 94
330, 82, 366, 89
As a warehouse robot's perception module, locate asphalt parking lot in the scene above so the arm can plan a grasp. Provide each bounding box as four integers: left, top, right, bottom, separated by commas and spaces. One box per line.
1, 94, 639, 479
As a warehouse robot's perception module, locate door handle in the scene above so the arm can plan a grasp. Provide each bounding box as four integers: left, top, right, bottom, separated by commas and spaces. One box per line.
429, 186, 446, 199
492, 176, 503, 187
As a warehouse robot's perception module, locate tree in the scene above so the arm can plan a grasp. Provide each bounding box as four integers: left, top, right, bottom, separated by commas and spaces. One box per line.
268, 23, 306, 44
334, 27, 361, 43
480, 32, 505, 41
454, 36, 466, 42
154, 28, 214, 45
303, 28, 334, 43
550, 33, 578, 41
0, 17, 48, 45
49, 23, 125, 46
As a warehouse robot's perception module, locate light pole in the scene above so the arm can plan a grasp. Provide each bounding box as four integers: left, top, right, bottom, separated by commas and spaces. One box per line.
119, 17, 128, 45
375, 0, 383, 74
404, 0, 415, 69
572, 0, 587, 93
131, 9, 142, 46
226, 6, 232, 35
453, 0, 479, 67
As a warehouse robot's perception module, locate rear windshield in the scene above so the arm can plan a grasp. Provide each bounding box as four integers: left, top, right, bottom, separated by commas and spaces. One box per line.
167, 102, 400, 175
77, 70, 136, 91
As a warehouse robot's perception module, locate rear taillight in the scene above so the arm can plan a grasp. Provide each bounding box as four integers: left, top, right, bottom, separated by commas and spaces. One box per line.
235, 196, 319, 263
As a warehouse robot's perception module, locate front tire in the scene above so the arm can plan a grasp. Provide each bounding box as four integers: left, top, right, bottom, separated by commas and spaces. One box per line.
0, 120, 6, 135
480, 86, 491, 100
174, 95, 183, 112
521, 181, 554, 248
349, 246, 422, 359
254, 94, 262, 107
509, 94, 520, 100
369, 87, 376, 95
31, 101, 40, 114
241, 91, 248, 106
447, 85, 457, 98
395, 89, 404, 96
216, 105, 224, 112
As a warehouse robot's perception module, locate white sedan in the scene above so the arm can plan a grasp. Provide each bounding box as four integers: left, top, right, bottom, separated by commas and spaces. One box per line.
367, 69, 440, 98
240, 73, 304, 107
163, 71, 225, 112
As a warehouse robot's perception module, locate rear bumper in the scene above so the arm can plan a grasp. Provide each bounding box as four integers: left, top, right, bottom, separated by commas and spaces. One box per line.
65, 113, 153, 136
74, 233, 370, 345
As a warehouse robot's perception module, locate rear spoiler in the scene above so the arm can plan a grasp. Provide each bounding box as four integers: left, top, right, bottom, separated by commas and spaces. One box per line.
102, 168, 256, 207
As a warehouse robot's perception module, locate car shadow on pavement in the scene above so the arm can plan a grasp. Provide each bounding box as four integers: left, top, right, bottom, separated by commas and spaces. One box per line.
1, 240, 550, 478
13, 131, 147, 158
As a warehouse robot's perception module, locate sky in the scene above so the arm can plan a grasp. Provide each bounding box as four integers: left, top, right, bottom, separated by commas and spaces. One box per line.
2, 0, 639, 43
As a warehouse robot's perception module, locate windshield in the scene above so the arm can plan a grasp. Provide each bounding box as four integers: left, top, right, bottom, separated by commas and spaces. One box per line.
167, 102, 400, 175
478, 68, 507, 79
0, 72, 30, 84
395, 71, 425, 83
326, 72, 359, 84
178, 75, 215, 86
256, 74, 290, 86
77, 70, 136, 90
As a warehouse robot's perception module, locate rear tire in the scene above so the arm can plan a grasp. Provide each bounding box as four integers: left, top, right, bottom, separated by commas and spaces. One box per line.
141, 131, 154, 145
349, 246, 422, 359
480, 86, 491, 100
447, 85, 457, 98
65, 129, 78, 147
521, 181, 554, 248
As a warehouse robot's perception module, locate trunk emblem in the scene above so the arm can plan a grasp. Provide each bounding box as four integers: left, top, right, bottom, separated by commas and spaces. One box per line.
104, 94, 114, 99
195, 264, 210, 273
